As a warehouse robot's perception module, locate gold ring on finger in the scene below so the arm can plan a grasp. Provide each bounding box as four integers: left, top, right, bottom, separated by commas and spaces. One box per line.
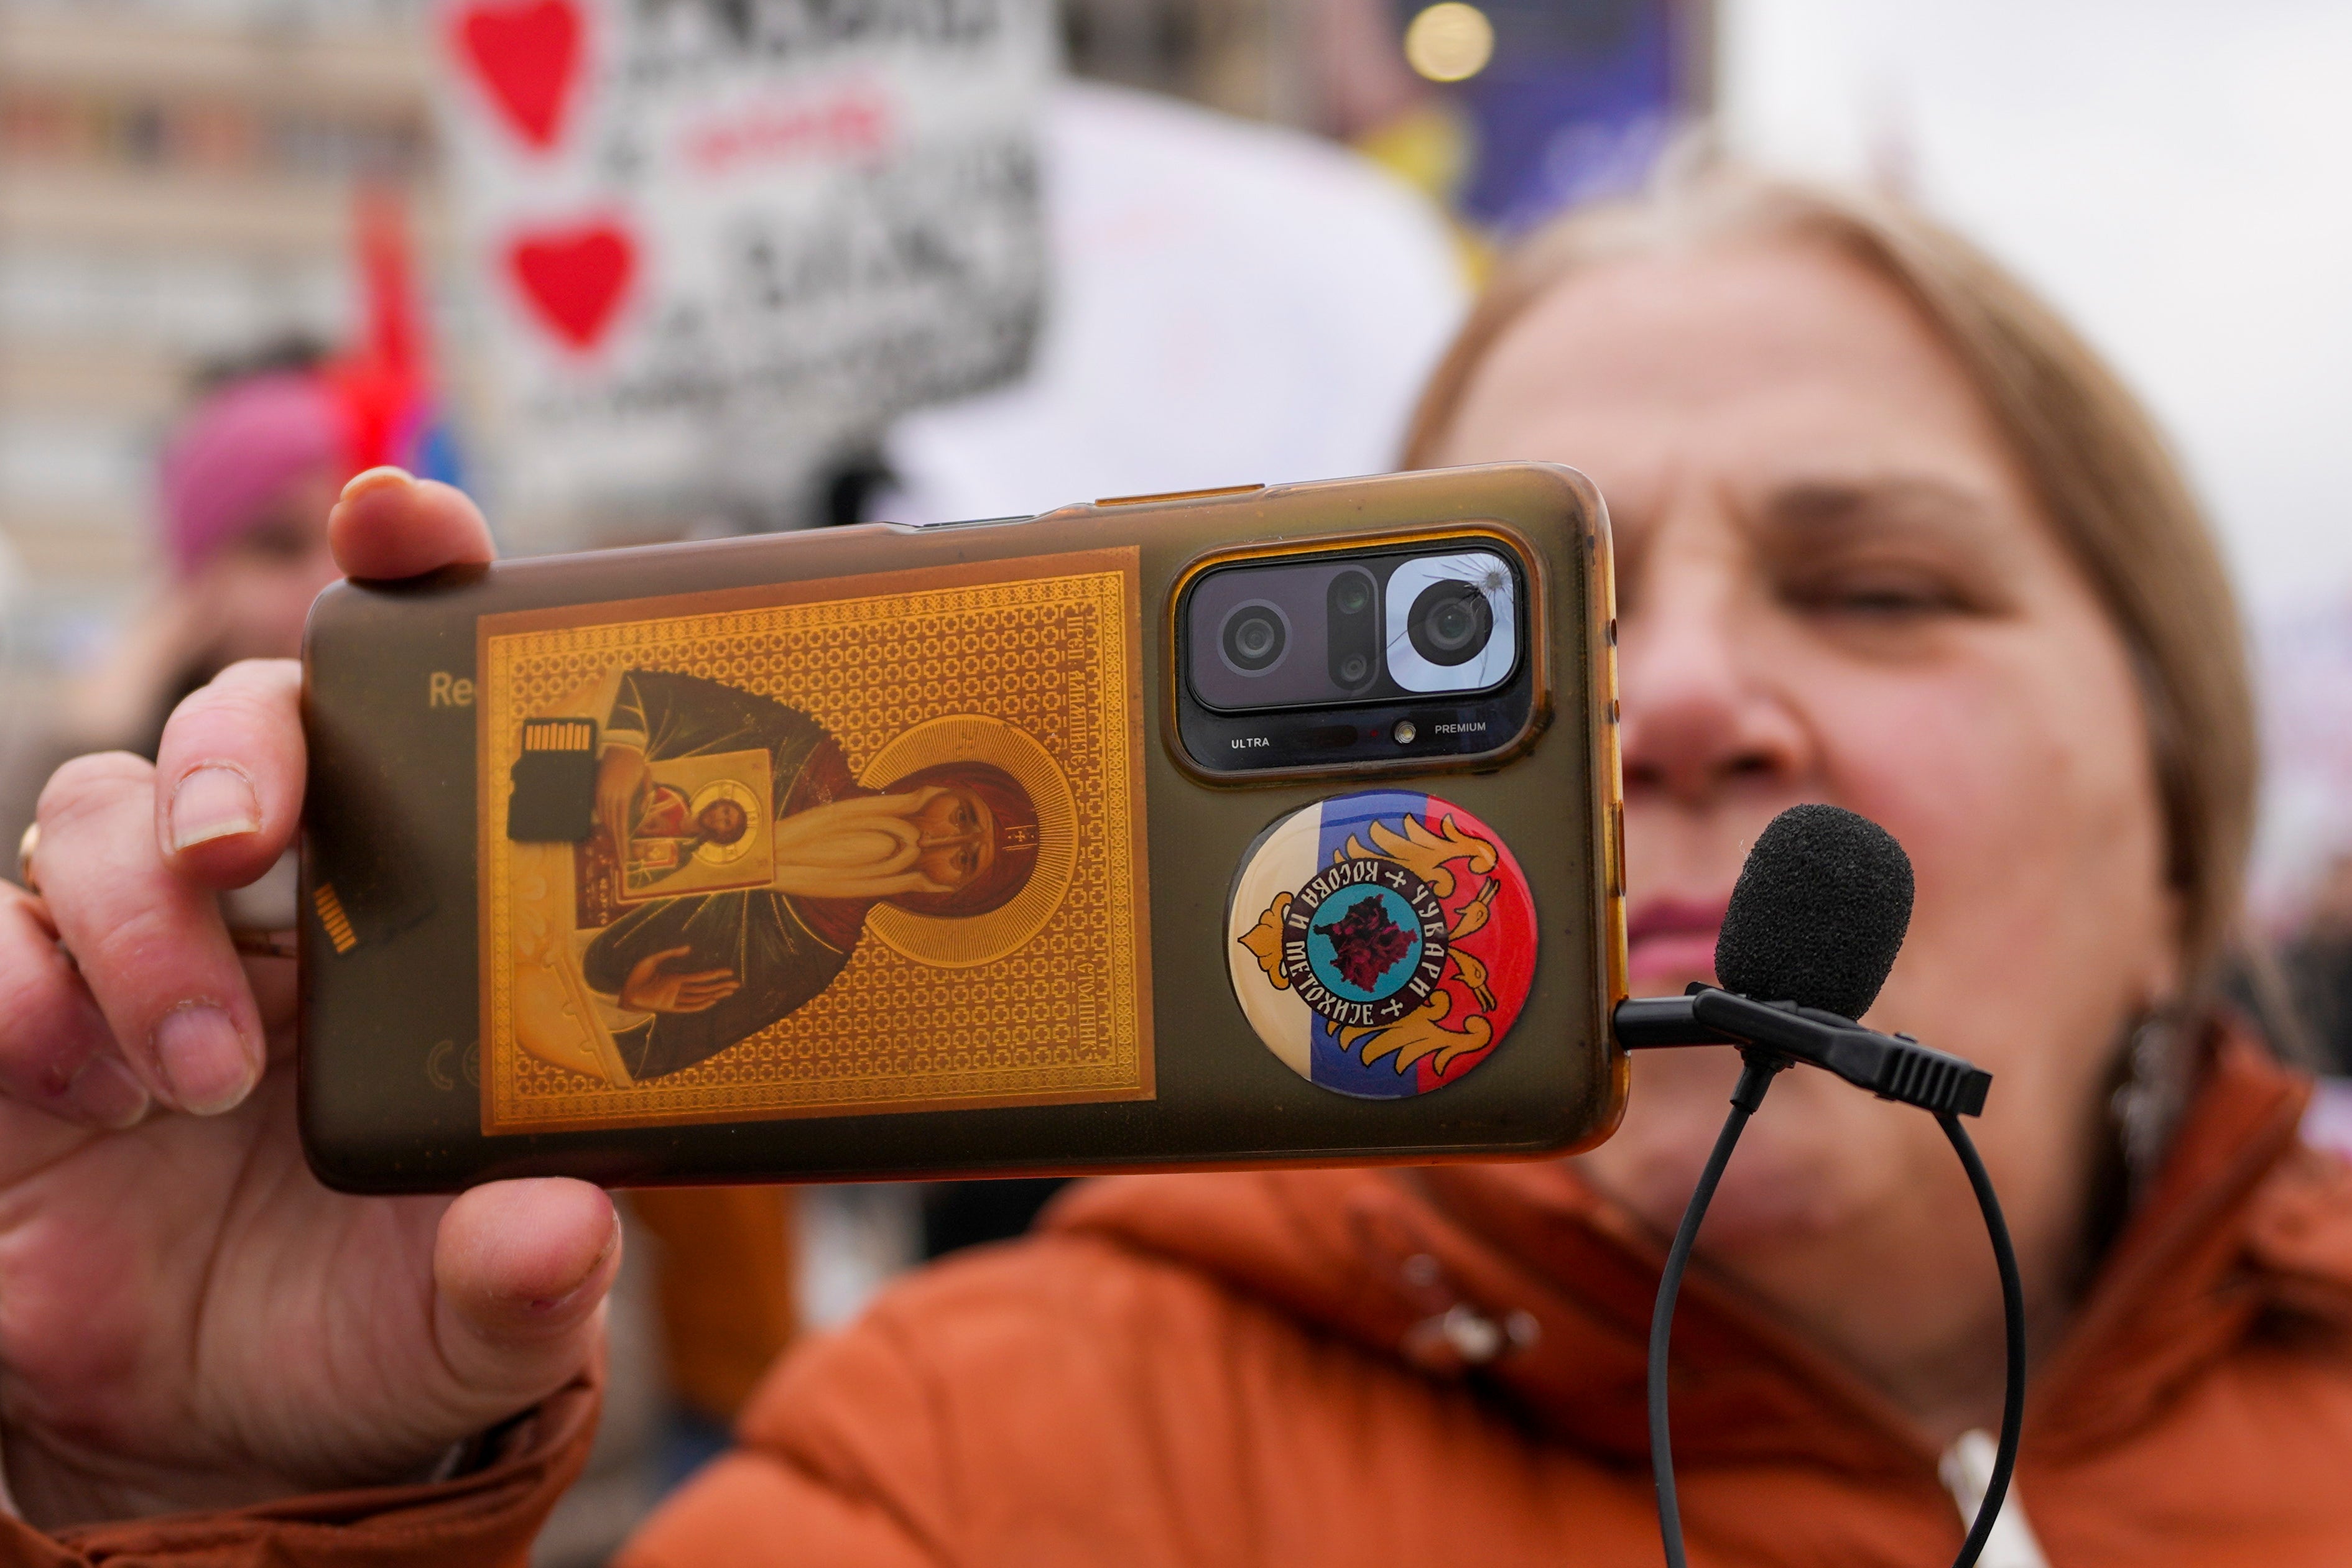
16, 820, 289, 957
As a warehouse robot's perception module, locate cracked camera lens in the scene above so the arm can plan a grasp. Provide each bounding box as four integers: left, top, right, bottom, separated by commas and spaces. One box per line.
1407, 580, 1493, 667
1221, 604, 1287, 673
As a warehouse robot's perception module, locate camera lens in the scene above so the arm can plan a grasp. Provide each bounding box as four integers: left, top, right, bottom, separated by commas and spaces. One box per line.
1407, 580, 1494, 667
1220, 603, 1288, 673
1326, 568, 1379, 690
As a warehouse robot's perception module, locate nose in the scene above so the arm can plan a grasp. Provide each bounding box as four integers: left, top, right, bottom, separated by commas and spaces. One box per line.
1618, 542, 1810, 809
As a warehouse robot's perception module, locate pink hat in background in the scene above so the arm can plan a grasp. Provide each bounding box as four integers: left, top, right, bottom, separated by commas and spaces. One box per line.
156, 371, 353, 578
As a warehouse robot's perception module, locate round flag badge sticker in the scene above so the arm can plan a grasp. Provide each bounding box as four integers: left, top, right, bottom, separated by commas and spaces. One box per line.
1228, 791, 1537, 1097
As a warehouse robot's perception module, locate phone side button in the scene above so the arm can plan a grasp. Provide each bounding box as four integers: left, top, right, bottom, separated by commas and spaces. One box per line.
1093, 483, 1264, 507
881, 513, 1035, 533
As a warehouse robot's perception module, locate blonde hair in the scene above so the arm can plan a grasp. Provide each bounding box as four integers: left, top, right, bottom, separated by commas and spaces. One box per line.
1404, 165, 2254, 985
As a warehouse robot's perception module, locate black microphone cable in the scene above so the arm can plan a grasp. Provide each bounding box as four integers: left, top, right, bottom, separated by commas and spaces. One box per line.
1638, 1041, 2025, 1568
1614, 805, 2025, 1568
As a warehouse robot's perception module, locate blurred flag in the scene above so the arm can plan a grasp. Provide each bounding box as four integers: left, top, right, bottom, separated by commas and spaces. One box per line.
325, 187, 466, 489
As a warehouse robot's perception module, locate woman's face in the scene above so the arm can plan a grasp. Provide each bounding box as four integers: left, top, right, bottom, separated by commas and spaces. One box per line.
1431, 241, 2181, 1350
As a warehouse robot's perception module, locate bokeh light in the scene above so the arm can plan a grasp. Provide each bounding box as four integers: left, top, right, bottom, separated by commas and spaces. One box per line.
1403, 2, 1496, 85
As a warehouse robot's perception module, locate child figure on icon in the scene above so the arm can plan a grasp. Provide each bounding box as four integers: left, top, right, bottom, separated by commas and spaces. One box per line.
575, 668, 1042, 1081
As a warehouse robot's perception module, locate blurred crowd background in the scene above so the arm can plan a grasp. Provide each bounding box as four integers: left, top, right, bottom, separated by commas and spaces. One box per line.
1, 0, 2348, 1561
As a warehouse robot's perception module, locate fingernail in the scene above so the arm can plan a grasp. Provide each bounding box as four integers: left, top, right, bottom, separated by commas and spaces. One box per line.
63, 1054, 149, 1130
339, 465, 414, 505
529, 1212, 623, 1318
168, 764, 260, 852
153, 1002, 257, 1115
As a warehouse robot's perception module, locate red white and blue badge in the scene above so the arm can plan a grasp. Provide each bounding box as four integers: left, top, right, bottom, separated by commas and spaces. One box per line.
1228, 791, 1537, 1097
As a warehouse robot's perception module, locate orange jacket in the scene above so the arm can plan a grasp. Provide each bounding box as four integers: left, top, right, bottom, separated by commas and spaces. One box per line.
624, 1031, 2352, 1567
16, 1030, 2352, 1566
631, 1184, 799, 1423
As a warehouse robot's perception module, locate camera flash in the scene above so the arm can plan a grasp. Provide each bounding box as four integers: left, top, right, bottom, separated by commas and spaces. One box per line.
1392, 719, 1418, 744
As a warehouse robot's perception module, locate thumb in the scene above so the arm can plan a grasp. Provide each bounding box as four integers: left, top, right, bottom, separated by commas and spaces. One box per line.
330, 469, 498, 582
432, 1179, 619, 1411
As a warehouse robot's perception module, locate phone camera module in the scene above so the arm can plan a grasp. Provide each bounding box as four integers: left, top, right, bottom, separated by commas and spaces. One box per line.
1407, 580, 1494, 667
1180, 538, 1533, 767
1220, 601, 1289, 675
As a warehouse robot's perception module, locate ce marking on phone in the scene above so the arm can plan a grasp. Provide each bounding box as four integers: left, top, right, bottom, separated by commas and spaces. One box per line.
425, 1038, 481, 1092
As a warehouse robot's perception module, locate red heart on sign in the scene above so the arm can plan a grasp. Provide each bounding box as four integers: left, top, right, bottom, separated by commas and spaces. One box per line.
507, 221, 635, 351
453, 0, 582, 151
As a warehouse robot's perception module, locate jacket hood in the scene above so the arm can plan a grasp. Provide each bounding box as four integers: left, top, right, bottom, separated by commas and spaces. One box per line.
1049, 1025, 2352, 1475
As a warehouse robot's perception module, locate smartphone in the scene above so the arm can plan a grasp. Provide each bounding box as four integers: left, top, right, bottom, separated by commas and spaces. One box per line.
298, 461, 1627, 1192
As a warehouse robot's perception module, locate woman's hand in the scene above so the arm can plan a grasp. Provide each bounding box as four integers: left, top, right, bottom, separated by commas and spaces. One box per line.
0, 469, 621, 1529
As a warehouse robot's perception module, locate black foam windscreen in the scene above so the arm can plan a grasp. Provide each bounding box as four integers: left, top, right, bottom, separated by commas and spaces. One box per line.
1713, 804, 1914, 1020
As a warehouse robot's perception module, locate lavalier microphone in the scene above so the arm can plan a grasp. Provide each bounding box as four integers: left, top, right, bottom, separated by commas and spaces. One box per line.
1611, 804, 2019, 1568
1616, 804, 1985, 1116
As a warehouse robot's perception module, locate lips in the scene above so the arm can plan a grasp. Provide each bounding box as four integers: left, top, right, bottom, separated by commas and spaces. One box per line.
1626, 896, 1729, 989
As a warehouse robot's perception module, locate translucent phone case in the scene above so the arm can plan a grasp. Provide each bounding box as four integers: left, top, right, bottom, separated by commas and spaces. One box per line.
298, 461, 1625, 1192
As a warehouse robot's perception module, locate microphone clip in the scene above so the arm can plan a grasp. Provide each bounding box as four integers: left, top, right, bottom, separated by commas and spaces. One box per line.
1615, 986, 1991, 1118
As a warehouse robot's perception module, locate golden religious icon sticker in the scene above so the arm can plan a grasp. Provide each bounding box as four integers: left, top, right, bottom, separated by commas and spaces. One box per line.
476, 551, 1152, 1135
1227, 792, 1536, 1097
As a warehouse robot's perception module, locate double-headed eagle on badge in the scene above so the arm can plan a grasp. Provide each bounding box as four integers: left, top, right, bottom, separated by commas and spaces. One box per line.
1236, 811, 1504, 1078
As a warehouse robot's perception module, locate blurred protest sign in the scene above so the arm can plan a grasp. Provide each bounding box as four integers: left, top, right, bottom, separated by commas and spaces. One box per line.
433, 0, 1052, 540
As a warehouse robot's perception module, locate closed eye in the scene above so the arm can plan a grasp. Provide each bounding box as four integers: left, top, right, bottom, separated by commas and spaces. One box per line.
1782, 566, 1970, 619
1761, 477, 2016, 626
